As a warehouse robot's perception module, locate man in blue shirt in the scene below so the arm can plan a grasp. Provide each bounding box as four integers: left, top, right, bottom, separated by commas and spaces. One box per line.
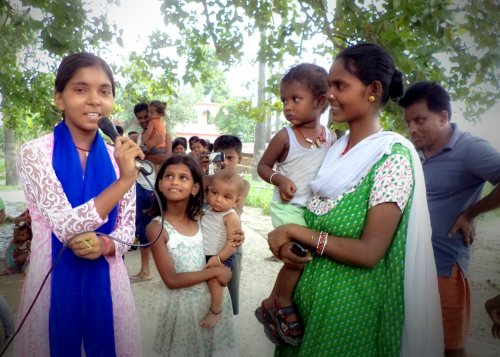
399, 82, 500, 357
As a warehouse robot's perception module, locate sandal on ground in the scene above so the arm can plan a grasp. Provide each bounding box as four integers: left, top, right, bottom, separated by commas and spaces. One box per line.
271, 298, 303, 346
255, 300, 285, 346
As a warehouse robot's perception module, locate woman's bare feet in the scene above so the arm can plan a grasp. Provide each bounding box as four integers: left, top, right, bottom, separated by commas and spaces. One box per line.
199, 307, 223, 329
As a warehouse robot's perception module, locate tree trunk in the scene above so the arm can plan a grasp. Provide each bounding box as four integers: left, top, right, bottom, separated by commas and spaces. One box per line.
274, 60, 282, 134
274, 110, 281, 135
3, 127, 18, 185
265, 65, 273, 143
252, 31, 267, 181
266, 95, 272, 143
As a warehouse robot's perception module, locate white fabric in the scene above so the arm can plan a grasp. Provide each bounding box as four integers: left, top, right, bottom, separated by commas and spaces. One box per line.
201, 206, 236, 256
273, 126, 331, 207
136, 132, 157, 189
311, 131, 444, 357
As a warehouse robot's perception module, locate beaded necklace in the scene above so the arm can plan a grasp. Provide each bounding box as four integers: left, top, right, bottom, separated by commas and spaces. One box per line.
294, 126, 327, 149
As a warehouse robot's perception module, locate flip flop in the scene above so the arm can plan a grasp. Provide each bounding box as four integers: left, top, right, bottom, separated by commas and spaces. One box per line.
129, 276, 152, 283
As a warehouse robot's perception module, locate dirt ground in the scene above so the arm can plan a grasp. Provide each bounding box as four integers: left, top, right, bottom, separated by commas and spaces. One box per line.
0, 192, 499, 356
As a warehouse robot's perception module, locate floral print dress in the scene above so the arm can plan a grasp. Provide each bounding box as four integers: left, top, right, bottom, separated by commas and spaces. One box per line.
276, 144, 414, 357
152, 218, 238, 357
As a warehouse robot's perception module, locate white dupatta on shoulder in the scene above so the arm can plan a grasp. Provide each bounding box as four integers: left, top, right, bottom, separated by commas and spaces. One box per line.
310, 131, 444, 357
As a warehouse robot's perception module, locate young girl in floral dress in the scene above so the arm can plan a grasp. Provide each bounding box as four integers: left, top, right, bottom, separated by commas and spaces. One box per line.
146, 155, 241, 356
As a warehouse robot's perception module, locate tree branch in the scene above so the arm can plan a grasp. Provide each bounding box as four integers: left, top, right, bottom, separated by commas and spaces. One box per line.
2, 7, 11, 29
316, 0, 349, 48
201, 0, 220, 50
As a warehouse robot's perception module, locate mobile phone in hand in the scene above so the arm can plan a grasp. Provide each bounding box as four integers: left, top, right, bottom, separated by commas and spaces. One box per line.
209, 151, 225, 163
290, 242, 308, 257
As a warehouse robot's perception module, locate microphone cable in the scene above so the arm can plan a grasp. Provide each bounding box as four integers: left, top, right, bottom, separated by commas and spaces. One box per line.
0, 165, 163, 356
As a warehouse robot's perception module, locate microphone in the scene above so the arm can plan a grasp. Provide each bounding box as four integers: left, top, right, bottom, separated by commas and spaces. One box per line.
98, 117, 153, 176
98, 116, 120, 143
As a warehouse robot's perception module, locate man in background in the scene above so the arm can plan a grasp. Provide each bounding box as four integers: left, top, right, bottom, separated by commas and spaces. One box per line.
129, 103, 171, 282
400, 81, 500, 357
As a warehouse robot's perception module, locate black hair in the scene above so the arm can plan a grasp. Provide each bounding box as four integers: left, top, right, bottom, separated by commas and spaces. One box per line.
213, 135, 243, 155
189, 136, 199, 144
55, 53, 115, 96
336, 43, 404, 105
146, 155, 204, 221
177, 137, 188, 146
398, 81, 452, 121
193, 138, 208, 148
172, 138, 187, 150
134, 103, 148, 116
17, 225, 32, 238
281, 63, 329, 107
208, 143, 214, 152
149, 100, 167, 115
115, 125, 124, 136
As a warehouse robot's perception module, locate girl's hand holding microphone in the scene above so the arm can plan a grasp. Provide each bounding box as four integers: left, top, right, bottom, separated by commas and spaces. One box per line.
114, 137, 145, 183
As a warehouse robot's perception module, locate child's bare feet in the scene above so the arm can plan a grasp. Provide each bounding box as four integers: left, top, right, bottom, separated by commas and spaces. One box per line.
199, 307, 223, 329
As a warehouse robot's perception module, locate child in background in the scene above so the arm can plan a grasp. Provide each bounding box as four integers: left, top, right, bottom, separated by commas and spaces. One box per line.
172, 137, 187, 155
188, 136, 199, 154
141, 100, 167, 155
191, 138, 209, 157
191, 138, 210, 173
256, 63, 335, 346
200, 169, 244, 329
1, 225, 32, 275
128, 131, 139, 144
146, 155, 240, 356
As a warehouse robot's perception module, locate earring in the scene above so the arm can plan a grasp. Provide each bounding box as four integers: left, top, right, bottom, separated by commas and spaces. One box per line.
330, 94, 335, 99
369, 96, 375, 102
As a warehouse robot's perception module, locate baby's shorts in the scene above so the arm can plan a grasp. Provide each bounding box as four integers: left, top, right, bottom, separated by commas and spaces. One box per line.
206, 253, 236, 269
270, 200, 307, 229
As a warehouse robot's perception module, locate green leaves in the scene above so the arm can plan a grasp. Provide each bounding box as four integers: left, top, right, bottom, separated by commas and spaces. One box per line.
160, 0, 499, 130
214, 96, 256, 141
0, 0, 120, 137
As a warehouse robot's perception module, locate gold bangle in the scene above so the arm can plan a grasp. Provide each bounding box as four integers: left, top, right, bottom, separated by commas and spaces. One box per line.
310, 232, 315, 248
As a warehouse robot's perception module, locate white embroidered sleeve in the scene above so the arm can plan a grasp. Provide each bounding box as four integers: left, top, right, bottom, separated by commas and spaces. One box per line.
369, 154, 414, 212
17, 143, 108, 242
107, 184, 136, 257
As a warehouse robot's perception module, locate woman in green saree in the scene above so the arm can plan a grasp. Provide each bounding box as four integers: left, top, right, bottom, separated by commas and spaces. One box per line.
267, 44, 444, 357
